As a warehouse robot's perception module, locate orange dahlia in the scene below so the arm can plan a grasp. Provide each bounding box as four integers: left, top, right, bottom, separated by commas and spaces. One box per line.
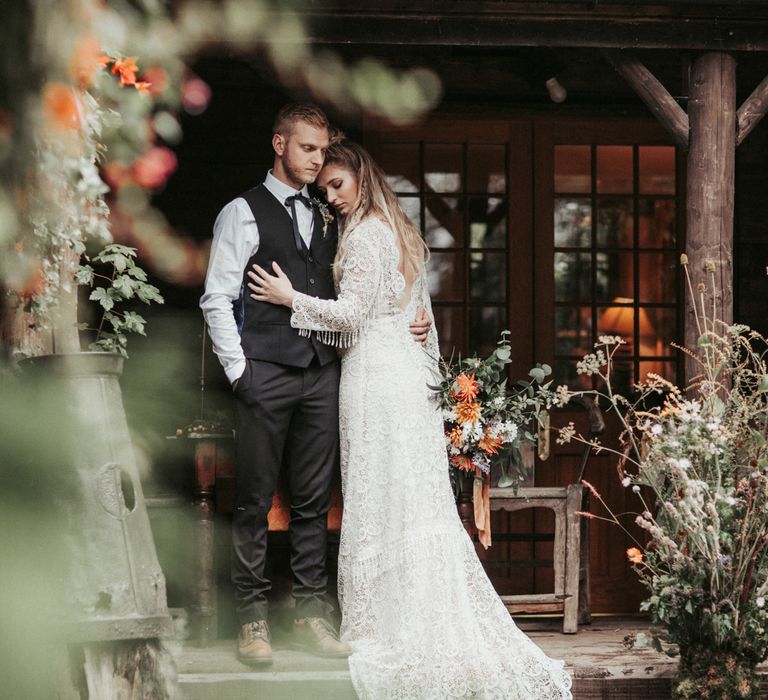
455, 401, 482, 425
446, 426, 463, 448
478, 429, 502, 456
455, 373, 479, 402
450, 454, 475, 472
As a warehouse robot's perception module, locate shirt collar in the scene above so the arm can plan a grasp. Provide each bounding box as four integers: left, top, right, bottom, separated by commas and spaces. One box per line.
264, 170, 311, 206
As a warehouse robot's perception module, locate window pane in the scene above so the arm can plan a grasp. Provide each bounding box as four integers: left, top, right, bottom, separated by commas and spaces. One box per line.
425, 144, 462, 193
398, 196, 421, 232
596, 198, 633, 248
555, 306, 592, 357
640, 307, 677, 357
469, 197, 506, 248
427, 252, 465, 302
639, 252, 677, 302
595, 251, 634, 302
638, 199, 676, 248
470, 252, 506, 302
554, 145, 591, 193
467, 145, 506, 193
596, 146, 633, 194
639, 360, 676, 384
470, 306, 505, 357
433, 305, 466, 357
425, 196, 462, 248
555, 252, 591, 302
381, 143, 420, 193
554, 358, 593, 390
639, 146, 675, 195
554, 198, 592, 248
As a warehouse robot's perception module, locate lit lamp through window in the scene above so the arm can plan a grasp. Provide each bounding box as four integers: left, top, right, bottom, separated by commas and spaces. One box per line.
599, 298, 659, 374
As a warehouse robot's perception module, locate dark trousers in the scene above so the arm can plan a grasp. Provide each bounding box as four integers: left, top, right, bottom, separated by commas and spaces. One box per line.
231, 356, 340, 625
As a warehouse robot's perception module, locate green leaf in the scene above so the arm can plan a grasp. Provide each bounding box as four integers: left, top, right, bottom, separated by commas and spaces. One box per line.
697, 334, 711, 347
759, 375, 768, 393
136, 283, 164, 304
111, 274, 136, 298
75, 265, 94, 285
529, 367, 546, 383
126, 266, 148, 281
540, 363, 552, 376
89, 287, 114, 311
685, 600, 693, 614
496, 347, 511, 362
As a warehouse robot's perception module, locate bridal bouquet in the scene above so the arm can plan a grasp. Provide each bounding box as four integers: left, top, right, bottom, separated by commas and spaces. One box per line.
433, 331, 555, 546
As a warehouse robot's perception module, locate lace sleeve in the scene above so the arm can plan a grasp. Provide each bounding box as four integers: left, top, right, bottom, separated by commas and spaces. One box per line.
291, 222, 382, 347
416, 271, 442, 379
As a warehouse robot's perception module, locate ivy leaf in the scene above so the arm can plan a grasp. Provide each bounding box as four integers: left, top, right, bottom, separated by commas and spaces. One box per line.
111, 274, 136, 299
75, 265, 94, 285
126, 266, 148, 281
89, 287, 114, 311
122, 311, 146, 335
136, 283, 164, 304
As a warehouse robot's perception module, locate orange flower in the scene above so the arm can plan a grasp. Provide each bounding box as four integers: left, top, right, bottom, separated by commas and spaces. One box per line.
478, 429, 502, 456
111, 56, 139, 86
68, 36, 109, 87
455, 373, 479, 402
42, 82, 81, 130
455, 401, 482, 425
626, 547, 643, 564
450, 454, 475, 472
134, 81, 152, 94
446, 426, 463, 448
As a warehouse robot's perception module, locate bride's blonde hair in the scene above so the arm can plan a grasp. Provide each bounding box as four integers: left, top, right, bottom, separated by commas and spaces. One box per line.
324, 139, 428, 285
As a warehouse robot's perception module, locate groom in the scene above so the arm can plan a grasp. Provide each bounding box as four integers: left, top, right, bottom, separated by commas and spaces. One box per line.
201, 103, 430, 665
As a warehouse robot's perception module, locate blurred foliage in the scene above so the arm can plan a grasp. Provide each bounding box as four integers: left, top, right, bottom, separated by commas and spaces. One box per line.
0, 0, 442, 356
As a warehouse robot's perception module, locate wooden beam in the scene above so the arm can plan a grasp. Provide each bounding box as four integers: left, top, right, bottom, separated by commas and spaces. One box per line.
685, 52, 736, 383
737, 73, 768, 146
602, 50, 689, 150
298, 9, 768, 51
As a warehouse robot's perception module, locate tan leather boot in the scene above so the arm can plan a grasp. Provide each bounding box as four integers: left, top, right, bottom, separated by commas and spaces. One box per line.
292, 617, 352, 658
237, 620, 273, 666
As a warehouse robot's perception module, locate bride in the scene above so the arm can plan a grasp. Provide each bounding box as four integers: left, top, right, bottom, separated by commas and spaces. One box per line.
248, 139, 572, 700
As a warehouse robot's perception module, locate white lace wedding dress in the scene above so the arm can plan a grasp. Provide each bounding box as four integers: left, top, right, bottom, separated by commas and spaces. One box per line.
291, 216, 572, 700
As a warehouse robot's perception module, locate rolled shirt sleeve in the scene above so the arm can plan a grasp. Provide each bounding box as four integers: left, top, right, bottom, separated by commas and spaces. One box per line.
200, 198, 259, 385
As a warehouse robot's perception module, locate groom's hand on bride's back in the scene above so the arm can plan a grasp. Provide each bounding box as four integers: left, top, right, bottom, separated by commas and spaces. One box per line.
409, 307, 432, 347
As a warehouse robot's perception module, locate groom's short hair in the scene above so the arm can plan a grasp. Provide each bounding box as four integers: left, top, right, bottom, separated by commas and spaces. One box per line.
273, 102, 330, 138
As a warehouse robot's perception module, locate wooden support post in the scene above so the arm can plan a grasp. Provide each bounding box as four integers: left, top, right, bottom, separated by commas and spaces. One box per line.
602, 49, 689, 150
685, 52, 736, 383
737, 73, 768, 146
192, 438, 218, 643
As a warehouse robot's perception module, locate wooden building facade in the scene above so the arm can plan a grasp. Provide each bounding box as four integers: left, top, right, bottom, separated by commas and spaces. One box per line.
147, 1, 768, 619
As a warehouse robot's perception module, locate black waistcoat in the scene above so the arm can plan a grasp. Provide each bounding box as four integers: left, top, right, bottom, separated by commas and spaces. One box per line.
238, 184, 338, 368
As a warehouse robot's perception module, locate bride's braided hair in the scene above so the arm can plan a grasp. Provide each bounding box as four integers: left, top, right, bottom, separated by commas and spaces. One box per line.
325, 139, 429, 285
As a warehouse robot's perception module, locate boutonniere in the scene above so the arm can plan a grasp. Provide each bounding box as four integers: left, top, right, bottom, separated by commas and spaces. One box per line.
312, 197, 334, 239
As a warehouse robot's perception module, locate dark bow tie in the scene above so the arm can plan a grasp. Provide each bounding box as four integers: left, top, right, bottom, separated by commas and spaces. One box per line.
285, 193, 312, 209
285, 193, 312, 256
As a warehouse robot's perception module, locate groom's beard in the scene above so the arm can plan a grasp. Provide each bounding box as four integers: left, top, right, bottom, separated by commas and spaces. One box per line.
283, 153, 320, 186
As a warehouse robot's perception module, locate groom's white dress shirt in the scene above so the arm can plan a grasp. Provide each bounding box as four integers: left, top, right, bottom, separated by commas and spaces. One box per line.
200, 171, 316, 385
